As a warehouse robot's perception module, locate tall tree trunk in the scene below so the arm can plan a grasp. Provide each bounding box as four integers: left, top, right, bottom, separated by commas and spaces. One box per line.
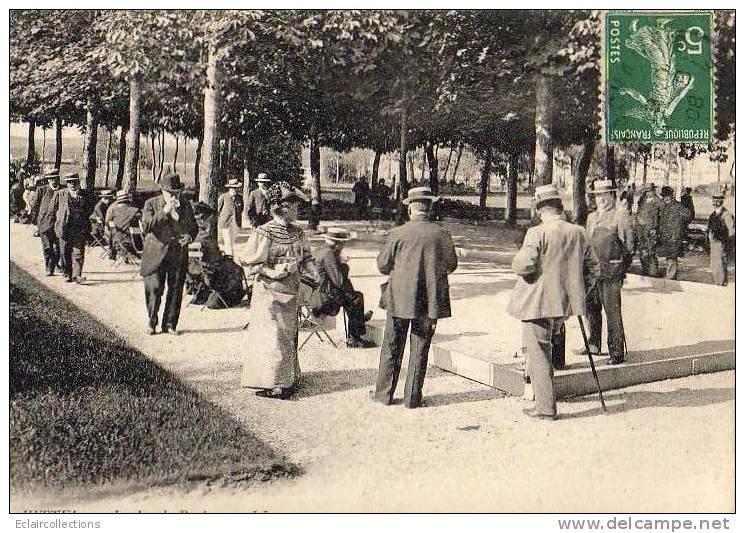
54, 116, 63, 170
116, 126, 127, 190
150, 133, 157, 181
479, 148, 492, 209
451, 142, 464, 183
443, 142, 455, 184
84, 103, 99, 190
158, 129, 165, 179
105, 128, 113, 186
605, 145, 616, 182
41, 128, 47, 166
396, 106, 410, 224
26, 120, 36, 166
642, 152, 648, 184
173, 135, 179, 172
242, 142, 255, 226
505, 151, 519, 225
570, 139, 596, 226
420, 148, 426, 182
371, 149, 382, 196
533, 74, 555, 186
194, 132, 203, 199
425, 142, 439, 194
199, 43, 222, 226
308, 135, 322, 231
124, 75, 142, 195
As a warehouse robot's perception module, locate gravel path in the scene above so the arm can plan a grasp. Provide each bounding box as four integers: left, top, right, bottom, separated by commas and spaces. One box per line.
9, 222, 734, 512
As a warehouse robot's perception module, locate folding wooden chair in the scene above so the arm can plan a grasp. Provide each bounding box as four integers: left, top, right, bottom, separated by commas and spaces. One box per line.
89, 220, 109, 257
108, 221, 141, 277
297, 281, 337, 350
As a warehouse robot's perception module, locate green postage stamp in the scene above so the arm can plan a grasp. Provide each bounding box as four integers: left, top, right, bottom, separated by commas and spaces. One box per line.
605, 11, 714, 144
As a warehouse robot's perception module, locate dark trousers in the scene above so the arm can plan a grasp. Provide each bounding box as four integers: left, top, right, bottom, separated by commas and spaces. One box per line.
144, 251, 187, 330
59, 238, 85, 280
40, 230, 60, 274
637, 226, 658, 277
522, 319, 562, 417
587, 278, 626, 362
374, 314, 437, 408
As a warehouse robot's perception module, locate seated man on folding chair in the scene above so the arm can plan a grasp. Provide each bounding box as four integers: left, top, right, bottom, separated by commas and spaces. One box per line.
90, 189, 114, 252
187, 201, 247, 309
310, 227, 375, 348
105, 190, 141, 262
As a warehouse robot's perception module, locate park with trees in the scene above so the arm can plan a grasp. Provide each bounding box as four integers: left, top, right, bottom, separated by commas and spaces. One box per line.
10, 10, 735, 229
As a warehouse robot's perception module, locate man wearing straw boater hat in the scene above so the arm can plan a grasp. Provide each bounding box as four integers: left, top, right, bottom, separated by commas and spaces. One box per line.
507, 184, 599, 419
32, 169, 62, 276
47, 173, 91, 283
581, 179, 634, 365
246, 173, 272, 228
140, 173, 198, 335
310, 227, 375, 348
218, 177, 242, 258
105, 190, 141, 261
707, 191, 735, 286
372, 186, 458, 408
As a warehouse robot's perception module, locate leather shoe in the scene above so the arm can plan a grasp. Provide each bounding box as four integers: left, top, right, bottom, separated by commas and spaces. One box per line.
147, 327, 156, 336
363, 310, 373, 322
573, 345, 599, 356
607, 357, 624, 365
523, 408, 558, 420
74, 276, 86, 284
166, 328, 180, 336
64, 277, 74, 283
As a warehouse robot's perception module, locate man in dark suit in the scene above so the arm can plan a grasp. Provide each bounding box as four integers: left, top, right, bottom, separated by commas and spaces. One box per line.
372, 187, 458, 408
34, 170, 62, 276
140, 173, 198, 335
90, 189, 114, 246
246, 173, 271, 227
47, 173, 91, 283
105, 190, 141, 261
311, 227, 374, 348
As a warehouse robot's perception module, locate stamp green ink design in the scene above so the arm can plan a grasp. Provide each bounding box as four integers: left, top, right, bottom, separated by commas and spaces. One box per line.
605, 11, 713, 144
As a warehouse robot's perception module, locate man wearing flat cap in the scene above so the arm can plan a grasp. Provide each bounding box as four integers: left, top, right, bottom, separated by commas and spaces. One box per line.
47, 173, 92, 283
582, 179, 634, 365
508, 185, 599, 419
372, 187, 458, 408
310, 228, 375, 348
32, 170, 62, 276
140, 173, 198, 335
246, 173, 272, 228
708, 192, 735, 286
635, 182, 663, 276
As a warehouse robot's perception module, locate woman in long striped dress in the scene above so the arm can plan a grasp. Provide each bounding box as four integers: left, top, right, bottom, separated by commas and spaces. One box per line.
240, 181, 310, 398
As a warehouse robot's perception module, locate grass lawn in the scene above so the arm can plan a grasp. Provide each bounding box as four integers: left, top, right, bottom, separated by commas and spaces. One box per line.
10, 262, 300, 495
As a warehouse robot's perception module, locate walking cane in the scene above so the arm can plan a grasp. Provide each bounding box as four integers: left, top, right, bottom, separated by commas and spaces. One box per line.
577, 316, 607, 413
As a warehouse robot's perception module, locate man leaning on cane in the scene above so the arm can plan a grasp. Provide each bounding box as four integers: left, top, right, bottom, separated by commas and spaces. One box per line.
507, 185, 600, 420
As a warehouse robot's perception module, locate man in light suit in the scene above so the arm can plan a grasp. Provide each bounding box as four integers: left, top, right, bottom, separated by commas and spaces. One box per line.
372, 187, 458, 408
507, 185, 599, 420
140, 173, 198, 335
217, 178, 242, 258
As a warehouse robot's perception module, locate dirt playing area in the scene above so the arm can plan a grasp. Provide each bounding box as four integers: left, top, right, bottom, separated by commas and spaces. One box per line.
9, 220, 734, 513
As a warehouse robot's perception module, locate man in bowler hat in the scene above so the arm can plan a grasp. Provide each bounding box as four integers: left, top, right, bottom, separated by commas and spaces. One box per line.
372, 186, 458, 408
140, 173, 198, 335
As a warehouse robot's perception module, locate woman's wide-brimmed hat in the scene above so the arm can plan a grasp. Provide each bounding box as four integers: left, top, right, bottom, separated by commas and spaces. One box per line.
533, 184, 562, 206
588, 179, 617, 194
402, 186, 440, 205
255, 173, 272, 183
266, 181, 310, 205
160, 172, 184, 193
225, 178, 242, 189
324, 227, 356, 243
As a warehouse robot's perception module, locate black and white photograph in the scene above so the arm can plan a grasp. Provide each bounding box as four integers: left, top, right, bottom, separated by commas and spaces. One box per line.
6, 4, 737, 519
